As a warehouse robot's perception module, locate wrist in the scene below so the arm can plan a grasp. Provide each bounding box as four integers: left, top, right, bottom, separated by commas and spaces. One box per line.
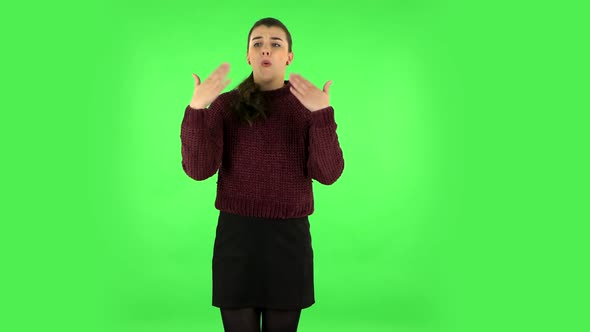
189, 102, 207, 109
310, 105, 330, 112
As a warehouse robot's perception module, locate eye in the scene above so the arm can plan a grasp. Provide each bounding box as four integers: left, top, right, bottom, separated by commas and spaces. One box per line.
253, 42, 261, 47
272, 43, 281, 47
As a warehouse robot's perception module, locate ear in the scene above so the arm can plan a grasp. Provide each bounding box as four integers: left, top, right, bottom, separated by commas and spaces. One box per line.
246, 53, 251, 65
288, 52, 294, 64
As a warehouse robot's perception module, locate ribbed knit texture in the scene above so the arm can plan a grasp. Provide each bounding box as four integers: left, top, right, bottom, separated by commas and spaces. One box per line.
180, 80, 344, 219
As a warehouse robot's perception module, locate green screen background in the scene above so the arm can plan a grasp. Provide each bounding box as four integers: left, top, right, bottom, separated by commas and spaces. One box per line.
2, 1, 588, 332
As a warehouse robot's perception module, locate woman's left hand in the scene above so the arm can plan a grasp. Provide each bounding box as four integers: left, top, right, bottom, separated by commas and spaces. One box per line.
289, 73, 332, 112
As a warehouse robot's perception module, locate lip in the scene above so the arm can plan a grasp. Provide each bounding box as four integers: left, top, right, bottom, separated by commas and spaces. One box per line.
260, 59, 272, 67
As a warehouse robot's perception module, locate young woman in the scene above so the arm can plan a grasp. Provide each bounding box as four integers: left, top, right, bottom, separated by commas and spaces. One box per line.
181, 17, 344, 332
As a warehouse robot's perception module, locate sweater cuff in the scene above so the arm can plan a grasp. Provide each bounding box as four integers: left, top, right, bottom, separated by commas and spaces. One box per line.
183, 104, 208, 128
310, 106, 336, 128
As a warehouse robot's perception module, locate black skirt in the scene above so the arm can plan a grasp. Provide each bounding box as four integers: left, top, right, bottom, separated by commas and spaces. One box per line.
212, 210, 315, 310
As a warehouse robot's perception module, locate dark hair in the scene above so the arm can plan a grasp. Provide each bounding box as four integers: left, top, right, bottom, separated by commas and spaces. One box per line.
231, 17, 293, 126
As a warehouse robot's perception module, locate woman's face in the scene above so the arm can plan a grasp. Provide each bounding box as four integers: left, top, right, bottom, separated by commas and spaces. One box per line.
247, 25, 293, 87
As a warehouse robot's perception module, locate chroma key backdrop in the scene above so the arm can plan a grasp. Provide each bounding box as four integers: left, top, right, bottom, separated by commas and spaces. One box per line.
2, 1, 587, 332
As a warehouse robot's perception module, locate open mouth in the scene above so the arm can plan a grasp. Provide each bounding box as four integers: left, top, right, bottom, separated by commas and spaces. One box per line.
261, 60, 272, 67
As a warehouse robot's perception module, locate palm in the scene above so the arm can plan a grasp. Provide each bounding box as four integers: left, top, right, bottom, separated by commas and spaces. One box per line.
190, 63, 231, 108
289, 73, 332, 112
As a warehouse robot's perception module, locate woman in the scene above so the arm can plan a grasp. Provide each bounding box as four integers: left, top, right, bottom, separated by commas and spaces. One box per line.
180, 17, 344, 332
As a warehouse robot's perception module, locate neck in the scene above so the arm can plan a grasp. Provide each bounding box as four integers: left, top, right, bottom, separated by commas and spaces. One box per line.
254, 75, 286, 91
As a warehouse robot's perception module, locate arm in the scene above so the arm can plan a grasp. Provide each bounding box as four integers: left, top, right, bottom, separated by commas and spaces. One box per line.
307, 106, 344, 185
180, 97, 224, 181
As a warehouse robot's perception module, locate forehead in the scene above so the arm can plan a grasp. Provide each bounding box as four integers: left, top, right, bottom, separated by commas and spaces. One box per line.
249, 25, 287, 40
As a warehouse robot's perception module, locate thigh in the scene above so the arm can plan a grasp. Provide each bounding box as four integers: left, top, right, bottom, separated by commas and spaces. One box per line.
220, 307, 261, 332
262, 308, 302, 332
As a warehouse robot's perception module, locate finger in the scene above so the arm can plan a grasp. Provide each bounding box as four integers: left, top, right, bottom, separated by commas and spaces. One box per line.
290, 82, 307, 98
290, 86, 304, 101
290, 73, 304, 86
213, 77, 230, 92
323, 80, 332, 95
293, 73, 313, 89
290, 72, 306, 83
289, 73, 301, 90
290, 73, 309, 92
216, 62, 230, 76
289, 72, 299, 85
221, 79, 231, 91
209, 63, 230, 82
193, 73, 200, 86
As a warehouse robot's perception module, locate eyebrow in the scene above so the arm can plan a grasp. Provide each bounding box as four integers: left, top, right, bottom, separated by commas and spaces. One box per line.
251, 36, 284, 42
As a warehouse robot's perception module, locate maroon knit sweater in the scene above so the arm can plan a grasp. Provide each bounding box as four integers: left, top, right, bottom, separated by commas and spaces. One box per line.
180, 80, 344, 219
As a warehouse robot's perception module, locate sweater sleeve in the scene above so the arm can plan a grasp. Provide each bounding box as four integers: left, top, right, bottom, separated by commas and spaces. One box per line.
307, 106, 345, 185
180, 97, 224, 181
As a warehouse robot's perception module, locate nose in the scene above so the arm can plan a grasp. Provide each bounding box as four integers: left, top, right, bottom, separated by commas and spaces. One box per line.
261, 45, 270, 56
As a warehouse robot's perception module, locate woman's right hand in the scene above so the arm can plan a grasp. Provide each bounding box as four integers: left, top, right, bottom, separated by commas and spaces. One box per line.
190, 63, 231, 109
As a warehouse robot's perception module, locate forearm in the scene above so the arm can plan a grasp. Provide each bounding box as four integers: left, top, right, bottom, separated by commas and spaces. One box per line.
180, 105, 223, 180
307, 107, 345, 185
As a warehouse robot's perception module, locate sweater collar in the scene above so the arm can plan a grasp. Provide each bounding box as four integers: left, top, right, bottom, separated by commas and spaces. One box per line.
259, 80, 291, 98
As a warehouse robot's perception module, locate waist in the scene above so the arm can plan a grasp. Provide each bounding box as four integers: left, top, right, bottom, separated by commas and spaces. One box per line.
215, 194, 314, 219
219, 210, 309, 223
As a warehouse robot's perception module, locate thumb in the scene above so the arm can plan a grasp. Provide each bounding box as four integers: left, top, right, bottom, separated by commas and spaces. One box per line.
323, 80, 332, 94
192, 73, 200, 85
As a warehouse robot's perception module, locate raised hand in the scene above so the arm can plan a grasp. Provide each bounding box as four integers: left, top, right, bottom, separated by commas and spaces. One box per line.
190, 63, 231, 109
289, 73, 332, 112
